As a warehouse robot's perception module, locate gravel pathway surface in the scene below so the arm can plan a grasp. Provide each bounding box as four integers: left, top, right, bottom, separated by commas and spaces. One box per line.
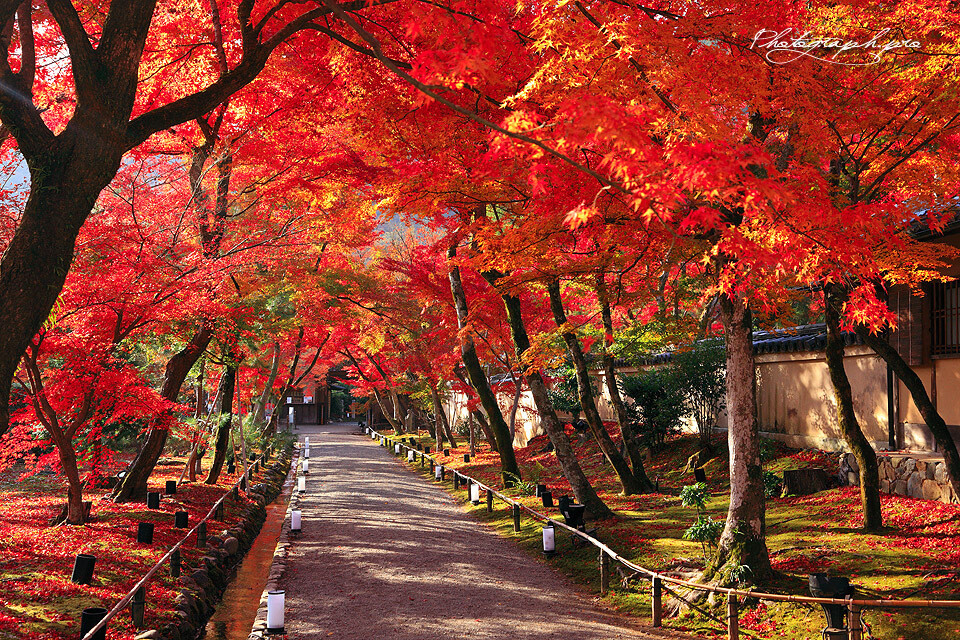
280, 422, 686, 639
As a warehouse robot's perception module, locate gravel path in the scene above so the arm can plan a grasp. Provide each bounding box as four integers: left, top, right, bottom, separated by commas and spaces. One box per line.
280, 422, 685, 639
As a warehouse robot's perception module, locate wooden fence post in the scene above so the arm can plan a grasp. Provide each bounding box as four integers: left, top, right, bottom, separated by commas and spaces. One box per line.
848, 602, 863, 640
170, 547, 181, 578
513, 504, 521, 532
599, 551, 610, 594
130, 585, 145, 628
453, 473, 460, 489
652, 575, 662, 627
486, 489, 493, 513
727, 593, 739, 640
197, 521, 207, 548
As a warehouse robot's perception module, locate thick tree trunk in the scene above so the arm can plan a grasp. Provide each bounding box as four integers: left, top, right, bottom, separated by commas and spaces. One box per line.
824, 284, 883, 530
855, 324, 960, 499
0, 149, 122, 437
206, 363, 237, 484
482, 271, 613, 518
547, 279, 642, 495
595, 282, 655, 490
113, 325, 213, 501
707, 294, 772, 584
429, 383, 459, 447
448, 248, 521, 483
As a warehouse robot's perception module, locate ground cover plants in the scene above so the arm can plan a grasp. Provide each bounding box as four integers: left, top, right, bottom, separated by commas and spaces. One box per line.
0, 457, 258, 640
388, 425, 960, 639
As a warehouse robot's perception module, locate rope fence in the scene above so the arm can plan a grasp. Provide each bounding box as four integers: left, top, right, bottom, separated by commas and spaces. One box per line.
369, 426, 960, 640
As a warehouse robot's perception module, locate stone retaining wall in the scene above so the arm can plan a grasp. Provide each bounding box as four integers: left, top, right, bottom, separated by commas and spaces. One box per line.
839, 452, 958, 504
136, 446, 293, 640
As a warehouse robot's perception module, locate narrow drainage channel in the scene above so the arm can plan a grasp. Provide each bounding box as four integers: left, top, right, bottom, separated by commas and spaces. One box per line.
200, 476, 294, 640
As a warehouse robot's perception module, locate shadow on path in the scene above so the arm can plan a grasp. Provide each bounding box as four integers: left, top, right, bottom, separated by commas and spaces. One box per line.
281, 422, 685, 639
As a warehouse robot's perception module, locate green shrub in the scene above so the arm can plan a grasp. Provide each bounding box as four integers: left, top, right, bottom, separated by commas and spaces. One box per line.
619, 367, 686, 451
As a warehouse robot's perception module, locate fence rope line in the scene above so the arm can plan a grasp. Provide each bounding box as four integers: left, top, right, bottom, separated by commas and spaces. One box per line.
80, 446, 279, 640
371, 428, 960, 618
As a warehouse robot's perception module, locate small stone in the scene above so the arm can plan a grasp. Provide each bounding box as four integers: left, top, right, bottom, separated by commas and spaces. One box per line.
922, 479, 942, 501
847, 471, 859, 486
222, 536, 240, 555
925, 463, 936, 480
935, 462, 948, 484
846, 453, 860, 474
881, 479, 890, 493
135, 631, 161, 640
894, 479, 908, 495
907, 472, 924, 499
903, 458, 917, 476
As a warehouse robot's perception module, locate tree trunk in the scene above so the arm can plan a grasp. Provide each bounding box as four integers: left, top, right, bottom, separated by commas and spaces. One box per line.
854, 324, 960, 499
824, 284, 883, 530
0, 147, 123, 438
595, 278, 655, 491
507, 371, 521, 439
113, 325, 213, 501
252, 341, 281, 426
429, 383, 459, 447
206, 363, 237, 484
448, 247, 521, 483
452, 366, 498, 449
482, 270, 613, 518
547, 279, 642, 495
707, 293, 772, 585
55, 434, 86, 525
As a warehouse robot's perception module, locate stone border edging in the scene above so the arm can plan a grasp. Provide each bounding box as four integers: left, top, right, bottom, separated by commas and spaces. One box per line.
137, 446, 294, 640
247, 444, 303, 640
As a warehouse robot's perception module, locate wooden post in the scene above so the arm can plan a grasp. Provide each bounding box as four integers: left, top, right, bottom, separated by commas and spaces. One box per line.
170, 547, 181, 578
469, 412, 476, 456
599, 551, 610, 594
198, 521, 207, 548
454, 473, 460, 489
130, 585, 145, 628
848, 602, 863, 640
652, 575, 662, 627
486, 489, 493, 512
727, 593, 739, 640
512, 503, 521, 532
215, 502, 224, 520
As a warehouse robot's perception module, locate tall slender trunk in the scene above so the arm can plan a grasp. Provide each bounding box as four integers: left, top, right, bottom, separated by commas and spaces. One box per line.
448, 247, 521, 483
206, 363, 237, 484
595, 275, 654, 490
429, 384, 458, 447
252, 341, 281, 425
481, 270, 613, 518
453, 366, 498, 449
547, 279, 641, 495
824, 284, 882, 530
54, 433, 86, 525
854, 324, 960, 498
113, 325, 213, 501
507, 371, 521, 439
707, 293, 772, 584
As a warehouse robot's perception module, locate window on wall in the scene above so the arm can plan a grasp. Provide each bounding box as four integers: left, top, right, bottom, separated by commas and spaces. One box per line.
932, 281, 960, 356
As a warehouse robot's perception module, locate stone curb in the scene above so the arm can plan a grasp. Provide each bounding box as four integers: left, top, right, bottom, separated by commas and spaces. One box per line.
247, 444, 303, 640
137, 446, 294, 640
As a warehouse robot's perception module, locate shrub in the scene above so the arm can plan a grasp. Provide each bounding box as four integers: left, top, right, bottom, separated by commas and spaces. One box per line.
619, 367, 686, 451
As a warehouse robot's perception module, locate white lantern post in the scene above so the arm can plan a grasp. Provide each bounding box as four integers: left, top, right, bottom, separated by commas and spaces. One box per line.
291, 509, 302, 533
302, 459, 309, 475
542, 523, 556, 557
435, 464, 443, 480
266, 590, 285, 633
297, 476, 306, 492
470, 482, 481, 505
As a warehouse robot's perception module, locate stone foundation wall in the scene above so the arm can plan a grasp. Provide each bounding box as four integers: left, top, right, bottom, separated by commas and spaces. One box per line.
839, 452, 958, 504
